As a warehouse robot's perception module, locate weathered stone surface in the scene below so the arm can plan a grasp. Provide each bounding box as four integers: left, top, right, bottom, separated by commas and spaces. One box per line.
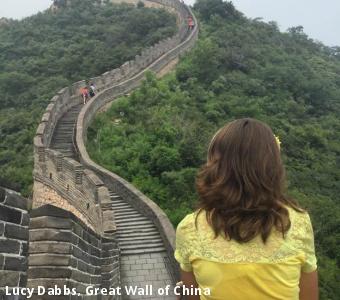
30, 216, 72, 230
0, 239, 21, 254
19, 274, 27, 288
4, 192, 28, 210
70, 269, 92, 284
4, 256, 27, 272
29, 241, 71, 254
0, 255, 4, 269
21, 213, 30, 226
28, 254, 71, 266
21, 242, 28, 257
72, 246, 90, 264
0, 222, 4, 235
30, 205, 70, 219
29, 229, 74, 243
0, 271, 20, 286
0, 187, 5, 203
0, 205, 22, 224
4, 223, 29, 240
27, 278, 69, 289
28, 267, 72, 279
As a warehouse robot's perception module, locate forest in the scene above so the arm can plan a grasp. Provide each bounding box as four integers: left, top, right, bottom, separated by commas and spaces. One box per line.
87, 0, 340, 298
0, 0, 176, 195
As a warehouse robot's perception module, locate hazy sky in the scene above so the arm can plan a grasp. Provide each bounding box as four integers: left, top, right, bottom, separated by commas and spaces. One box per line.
0, 0, 339, 46
185, 0, 340, 47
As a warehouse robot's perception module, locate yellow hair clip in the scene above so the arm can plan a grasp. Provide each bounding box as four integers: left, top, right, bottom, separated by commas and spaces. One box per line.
275, 135, 281, 149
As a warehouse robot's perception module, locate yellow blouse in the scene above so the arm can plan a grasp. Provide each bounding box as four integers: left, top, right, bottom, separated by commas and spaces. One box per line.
175, 207, 317, 300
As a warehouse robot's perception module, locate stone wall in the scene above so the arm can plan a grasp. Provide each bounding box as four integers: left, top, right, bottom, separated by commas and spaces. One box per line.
0, 187, 30, 297
0, 188, 120, 299
33, 0, 193, 234
33, 148, 110, 232
33, 0, 198, 284
27, 204, 120, 300
75, 1, 198, 278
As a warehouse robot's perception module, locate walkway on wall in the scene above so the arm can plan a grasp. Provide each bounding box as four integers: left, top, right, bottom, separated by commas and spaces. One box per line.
45, 1, 198, 298
51, 100, 175, 299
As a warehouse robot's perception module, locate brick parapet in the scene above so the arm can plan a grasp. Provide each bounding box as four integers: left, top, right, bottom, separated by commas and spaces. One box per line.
27, 204, 120, 300
33, 0, 194, 235
33, 0, 198, 282
76, 0, 198, 280
0, 187, 30, 296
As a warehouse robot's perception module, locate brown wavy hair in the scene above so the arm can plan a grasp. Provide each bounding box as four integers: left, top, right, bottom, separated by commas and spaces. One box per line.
196, 118, 303, 243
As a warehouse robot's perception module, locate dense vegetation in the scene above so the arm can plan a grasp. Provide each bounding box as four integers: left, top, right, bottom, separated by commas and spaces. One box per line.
88, 0, 340, 298
0, 0, 176, 195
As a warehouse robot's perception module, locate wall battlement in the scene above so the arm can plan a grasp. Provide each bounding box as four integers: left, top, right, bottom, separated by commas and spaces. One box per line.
30, 0, 198, 294
0, 187, 30, 297
28, 205, 120, 299
0, 186, 120, 299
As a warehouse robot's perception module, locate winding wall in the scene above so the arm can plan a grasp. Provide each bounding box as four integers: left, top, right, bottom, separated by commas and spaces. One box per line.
33, 0, 198, 296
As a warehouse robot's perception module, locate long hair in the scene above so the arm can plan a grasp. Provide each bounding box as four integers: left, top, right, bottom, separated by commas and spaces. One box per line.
196, 118, 303, 243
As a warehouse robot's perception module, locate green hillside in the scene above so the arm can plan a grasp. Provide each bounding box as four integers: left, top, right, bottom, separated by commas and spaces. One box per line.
0, 0, 176, 195
87, 0, 340, 298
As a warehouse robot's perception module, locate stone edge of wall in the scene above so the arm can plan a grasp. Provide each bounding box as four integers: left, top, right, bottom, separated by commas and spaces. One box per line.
76, 1, 198, 276
33, 0, 192, 234
27, 204, 120, 299
0, 187, 29, 292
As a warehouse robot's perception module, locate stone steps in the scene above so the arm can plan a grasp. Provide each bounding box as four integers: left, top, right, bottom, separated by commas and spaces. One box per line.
121, 247, 166, 256
113, 208, 136, 214
50, 104, 82, 158
114, 213, 143, 220
48, 96, 170, 277
117, 233, 160, 240
116, 223, 155, 230
109, 203, 130, 207
100, 191, 168, 256
118, 238, 163, 247
119, 241, 164, 250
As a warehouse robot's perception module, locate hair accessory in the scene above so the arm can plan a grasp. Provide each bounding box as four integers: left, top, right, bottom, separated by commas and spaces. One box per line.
275, 135, 281, 149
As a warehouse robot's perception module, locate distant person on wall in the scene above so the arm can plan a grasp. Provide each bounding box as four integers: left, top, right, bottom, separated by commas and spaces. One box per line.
89, 83, 96, 97
188, 16, 194, 31
175, 118, 318, 300
81, 87, 89, 104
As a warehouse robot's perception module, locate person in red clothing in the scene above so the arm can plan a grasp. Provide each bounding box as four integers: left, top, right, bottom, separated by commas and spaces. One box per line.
80, 87, 89, 104
188, 16, 194, 31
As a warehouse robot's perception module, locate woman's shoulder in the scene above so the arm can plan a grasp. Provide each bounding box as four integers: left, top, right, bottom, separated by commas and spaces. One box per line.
286, 206, 313, 230
286, 206, 315, 247
177, 212, 197, 232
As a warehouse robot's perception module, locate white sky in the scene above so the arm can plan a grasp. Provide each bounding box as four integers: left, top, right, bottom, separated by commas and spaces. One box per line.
0, 0, 339, 46
0, 0, 51, 19
184, 0, 340, 47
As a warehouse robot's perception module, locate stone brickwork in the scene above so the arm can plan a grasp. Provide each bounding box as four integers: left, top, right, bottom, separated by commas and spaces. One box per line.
33, 147, 110, 233
33, 0, 194, 236
0, 187, 30, 298
76, 1, 198, 280
33, 181, 97, 231
27, 204, 120, 300
31, 0, 199, 296
120, 253, 175, 299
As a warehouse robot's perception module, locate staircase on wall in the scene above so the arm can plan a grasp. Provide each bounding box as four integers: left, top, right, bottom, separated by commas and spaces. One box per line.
50, 100, 173, 299
32, 0, 198, 299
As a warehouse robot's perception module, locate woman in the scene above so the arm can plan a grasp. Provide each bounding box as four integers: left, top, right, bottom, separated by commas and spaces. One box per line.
175, 118, 318, 300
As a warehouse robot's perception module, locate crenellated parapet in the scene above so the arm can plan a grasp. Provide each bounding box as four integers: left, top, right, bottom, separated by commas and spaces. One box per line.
76, 0, 198, 278
27, 205, 120, 299
33, 0, 196, 235
33, 0, 198, 288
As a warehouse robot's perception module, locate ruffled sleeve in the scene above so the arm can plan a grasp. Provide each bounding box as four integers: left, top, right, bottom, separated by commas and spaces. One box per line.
174, 213, 196, 272
301, 213, 317, 273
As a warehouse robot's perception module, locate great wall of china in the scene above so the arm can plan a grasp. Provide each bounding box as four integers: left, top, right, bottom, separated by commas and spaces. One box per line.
0, 0, 198, 299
